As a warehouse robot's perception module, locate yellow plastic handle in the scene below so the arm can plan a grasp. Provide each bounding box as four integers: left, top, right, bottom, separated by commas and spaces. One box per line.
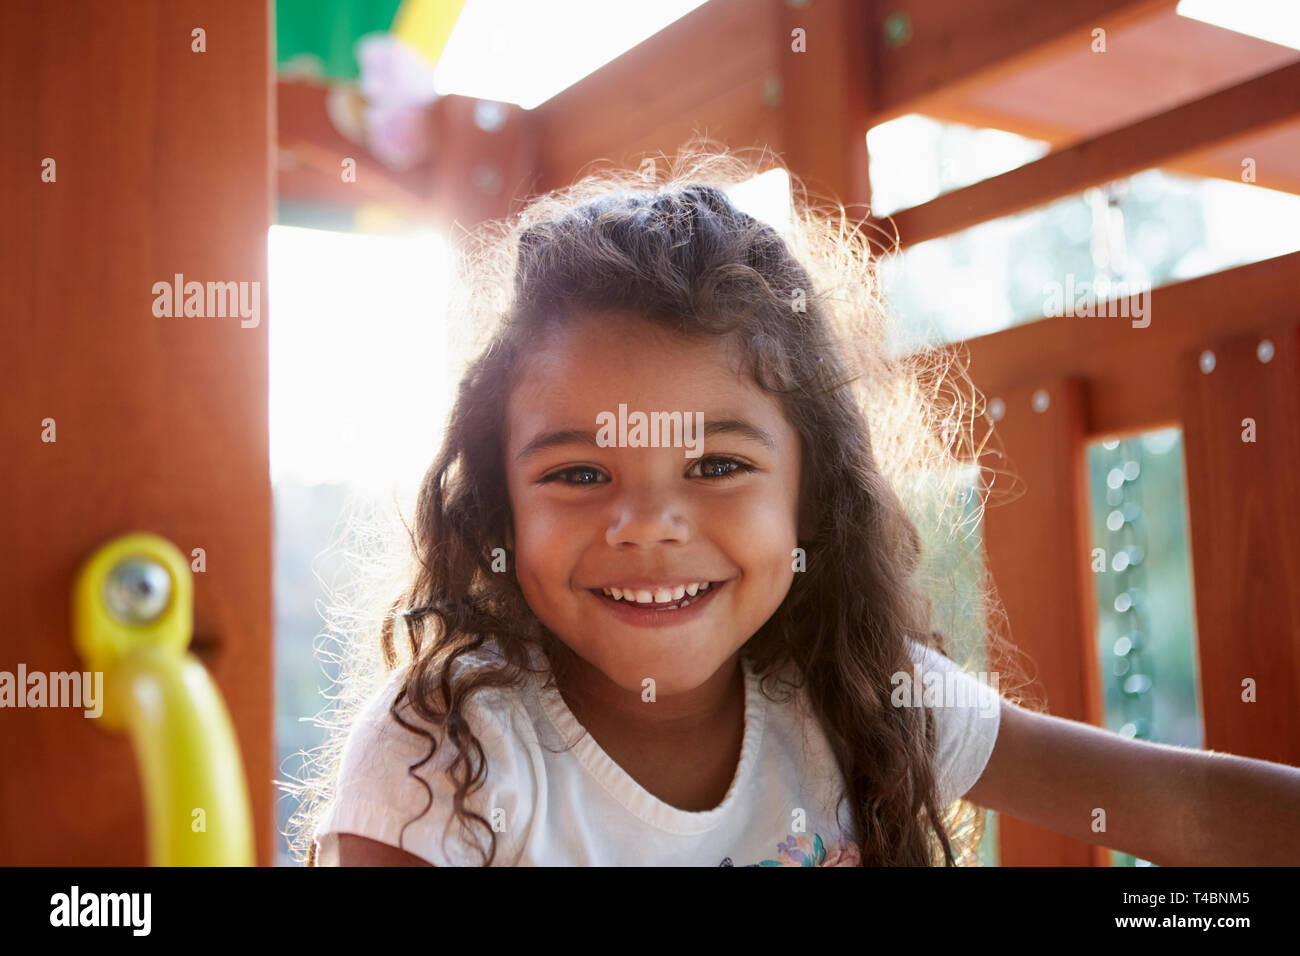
72, 533, 254, 866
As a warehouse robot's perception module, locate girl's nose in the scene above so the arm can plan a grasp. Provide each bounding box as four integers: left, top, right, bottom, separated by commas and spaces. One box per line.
605, 489, 690, 548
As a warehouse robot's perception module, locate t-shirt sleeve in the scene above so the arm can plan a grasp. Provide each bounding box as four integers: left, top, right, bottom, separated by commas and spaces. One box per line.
906, 640, 1003, 807
312, 666, 538, 866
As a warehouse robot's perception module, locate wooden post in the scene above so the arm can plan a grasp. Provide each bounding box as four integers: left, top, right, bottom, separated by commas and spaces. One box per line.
978, 378, 1109, 865
1180, 324, 1300, 766
0, 0, 273, 865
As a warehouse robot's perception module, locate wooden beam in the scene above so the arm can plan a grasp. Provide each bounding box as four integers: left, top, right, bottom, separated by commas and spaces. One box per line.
533, 0, 781, 192
277, 79, 436, 211
1168, 121, 1300, 197
883, 60, 1300, 248
1179, 324, 1300, 767
952, 250, 1300, 438
426, 94, 543, 228
773, 0, 874, 210
869, 0, 1175, 120
277, 80, 541, 230
978, 379, 1108, 865
914, 103, 1300, 198
533, 0, 877, 208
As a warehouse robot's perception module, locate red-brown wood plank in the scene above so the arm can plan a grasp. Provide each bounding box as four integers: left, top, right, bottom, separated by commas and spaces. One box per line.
1179, 324, 1300, 766
0, 0, 273, 865
774, 0, 874, 211
870, 0, 1175, 118
533, 0, 780, 192
955, 251, 1300, 438
885, 60, 1300, 248
979, 379, 1108, 865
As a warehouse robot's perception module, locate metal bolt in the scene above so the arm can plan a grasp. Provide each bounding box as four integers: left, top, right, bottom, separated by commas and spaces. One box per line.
1032, 389, 1050, 413
761, 74, 782, 109
473, 100, 508, 133
1199, 349, 1216, 374
1257, 339, 1275, 363
104, 557, 172, 625
883, 12, 913, 48
989, 397, 1006, 422
473, 163, 503, 195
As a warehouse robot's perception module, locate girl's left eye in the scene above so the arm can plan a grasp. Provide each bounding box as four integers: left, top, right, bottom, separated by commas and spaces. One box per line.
539, 465, 608, 486
689, 456, 755, 480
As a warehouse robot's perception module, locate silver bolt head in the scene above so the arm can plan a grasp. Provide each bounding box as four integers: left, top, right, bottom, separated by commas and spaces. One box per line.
104, 557, 172, 625
473, 100, 507, 133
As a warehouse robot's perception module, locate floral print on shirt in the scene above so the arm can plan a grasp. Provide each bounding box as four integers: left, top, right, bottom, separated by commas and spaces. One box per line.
719, 833, 861, 867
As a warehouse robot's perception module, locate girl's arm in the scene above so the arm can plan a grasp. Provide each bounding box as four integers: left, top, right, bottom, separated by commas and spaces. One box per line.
963, 699, 1300, 865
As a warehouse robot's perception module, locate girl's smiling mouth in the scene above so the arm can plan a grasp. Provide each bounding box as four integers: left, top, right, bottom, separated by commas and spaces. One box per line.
586, 580, 727, 626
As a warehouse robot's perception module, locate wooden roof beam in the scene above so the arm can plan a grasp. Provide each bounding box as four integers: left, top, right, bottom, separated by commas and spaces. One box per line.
532, 0, 874, 210
869, 0, 1177, 122
882, 60, 1300, 249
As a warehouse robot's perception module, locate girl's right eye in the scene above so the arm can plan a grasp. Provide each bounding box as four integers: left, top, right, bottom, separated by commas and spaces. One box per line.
539, 465, 608, 486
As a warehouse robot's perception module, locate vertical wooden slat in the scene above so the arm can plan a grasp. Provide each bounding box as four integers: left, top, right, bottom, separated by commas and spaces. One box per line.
979, 378, 1108, 865
0, 0, 273, 864
1180, 325, 1300, 766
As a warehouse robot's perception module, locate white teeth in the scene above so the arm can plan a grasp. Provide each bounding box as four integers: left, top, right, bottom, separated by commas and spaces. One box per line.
602, 582, 716, 603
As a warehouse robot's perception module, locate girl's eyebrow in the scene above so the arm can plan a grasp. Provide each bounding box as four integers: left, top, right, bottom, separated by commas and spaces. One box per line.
514, 417, 777, 461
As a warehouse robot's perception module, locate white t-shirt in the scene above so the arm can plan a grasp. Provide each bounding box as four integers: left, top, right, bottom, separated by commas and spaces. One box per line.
312, 639, 1001, 866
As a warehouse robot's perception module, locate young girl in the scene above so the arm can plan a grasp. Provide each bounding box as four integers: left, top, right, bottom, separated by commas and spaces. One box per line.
290, 149, 1300, 867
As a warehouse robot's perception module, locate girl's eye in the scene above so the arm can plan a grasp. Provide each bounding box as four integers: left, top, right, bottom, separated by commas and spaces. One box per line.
538, 458, 754, 485
539, 465, 608, 486
690, 456, 755, 480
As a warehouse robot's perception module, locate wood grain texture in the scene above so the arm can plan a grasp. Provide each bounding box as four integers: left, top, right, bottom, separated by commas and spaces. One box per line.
1180, 324, 1300, 766
885, 60, 1300, 248
870, 0, 1176, 117
533, 0, 781, 192
0, 0, 273, 865
955, 251, 1300, 437
979, 379, 1108, 865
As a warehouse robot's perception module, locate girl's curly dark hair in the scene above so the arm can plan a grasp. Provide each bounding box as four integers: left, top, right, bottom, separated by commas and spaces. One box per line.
286, 143, 1027, 867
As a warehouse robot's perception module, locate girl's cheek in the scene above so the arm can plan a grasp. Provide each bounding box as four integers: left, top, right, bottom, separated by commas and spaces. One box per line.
715, 488, 799, 546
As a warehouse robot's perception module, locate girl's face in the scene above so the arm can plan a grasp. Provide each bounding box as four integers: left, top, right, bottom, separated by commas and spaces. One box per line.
504, 311, 803, 697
